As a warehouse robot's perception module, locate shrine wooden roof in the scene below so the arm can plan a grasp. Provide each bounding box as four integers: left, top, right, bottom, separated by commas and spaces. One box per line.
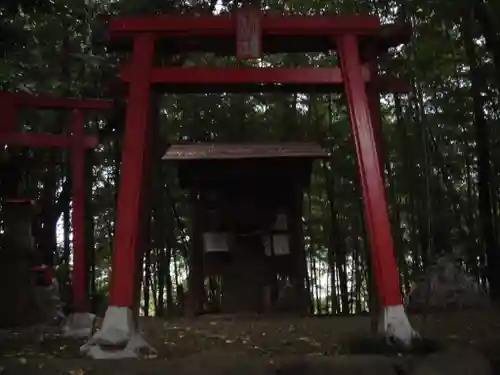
162, 142, 328, 161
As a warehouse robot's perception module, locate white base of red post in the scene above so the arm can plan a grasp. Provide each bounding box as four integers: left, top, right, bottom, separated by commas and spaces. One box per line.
62, 312, 96, 338
80, 306, 156, 359
378, 304, 419, 346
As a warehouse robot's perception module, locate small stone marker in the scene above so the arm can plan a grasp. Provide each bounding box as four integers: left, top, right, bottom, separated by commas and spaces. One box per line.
406, 256, 490, 312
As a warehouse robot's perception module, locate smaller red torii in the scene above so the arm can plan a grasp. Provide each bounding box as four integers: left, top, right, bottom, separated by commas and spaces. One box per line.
0, 92, 111, 324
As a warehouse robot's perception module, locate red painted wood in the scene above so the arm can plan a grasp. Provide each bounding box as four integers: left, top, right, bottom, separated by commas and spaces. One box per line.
109, 33, 156, 307
7, 92, 112, 110
337, 34, 402, 307
3, 198, 36, 204
366, 59, 386, 176
236, 5, 262, 60
120, 66, 409, 93
0, 133, 98, 148
108, 14, 380, 37
121, 66, 368, 84
71, 109, 88, 312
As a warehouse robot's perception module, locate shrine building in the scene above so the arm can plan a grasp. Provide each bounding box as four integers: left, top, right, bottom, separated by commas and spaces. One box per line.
162, 142, 328, 314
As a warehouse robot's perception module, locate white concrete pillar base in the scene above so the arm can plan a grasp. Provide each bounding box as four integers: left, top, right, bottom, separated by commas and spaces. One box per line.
80, 306, 157, 359
61, 312, 96, 338
378, 304, 419, 347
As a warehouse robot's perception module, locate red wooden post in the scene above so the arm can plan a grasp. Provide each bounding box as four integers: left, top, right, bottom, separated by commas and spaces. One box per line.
366, 57, 385, 177
71, 109, 88, 312
365, 60, 384, 325
109, 33, 156, 308
336, 34, 402, 307
0, 133, 98, 148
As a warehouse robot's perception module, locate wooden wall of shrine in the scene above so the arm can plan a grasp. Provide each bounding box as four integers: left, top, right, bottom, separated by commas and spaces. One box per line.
166, 150, 324, 315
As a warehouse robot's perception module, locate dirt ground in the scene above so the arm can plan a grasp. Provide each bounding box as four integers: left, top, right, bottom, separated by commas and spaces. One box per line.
0, 310, 499, 374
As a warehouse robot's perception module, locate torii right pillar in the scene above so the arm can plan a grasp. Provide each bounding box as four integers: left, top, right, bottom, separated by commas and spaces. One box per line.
336, 34, 418, 346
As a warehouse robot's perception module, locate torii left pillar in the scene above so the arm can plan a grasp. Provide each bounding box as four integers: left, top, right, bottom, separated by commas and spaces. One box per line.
81, 33, 157, 359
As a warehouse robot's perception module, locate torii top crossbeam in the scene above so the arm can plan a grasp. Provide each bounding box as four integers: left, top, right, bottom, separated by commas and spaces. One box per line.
104, 12, 410, 93
107, 13, 408, 51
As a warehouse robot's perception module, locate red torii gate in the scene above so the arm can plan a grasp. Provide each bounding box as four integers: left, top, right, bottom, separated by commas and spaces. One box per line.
0, 92, 111, 331
83, 9, 418, 358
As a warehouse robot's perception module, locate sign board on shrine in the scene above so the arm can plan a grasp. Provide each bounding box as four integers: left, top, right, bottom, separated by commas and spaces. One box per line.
236, 6, 262, 60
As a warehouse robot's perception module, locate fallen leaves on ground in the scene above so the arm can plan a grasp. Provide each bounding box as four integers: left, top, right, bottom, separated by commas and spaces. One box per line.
0, 310, 499, 362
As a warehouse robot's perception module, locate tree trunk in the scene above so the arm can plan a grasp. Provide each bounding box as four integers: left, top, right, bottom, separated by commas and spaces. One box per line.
472, 0, 500, 91
156, 247, 166, 317
464, 144, 480, 281
353, 245, 362, 314
143, 249, 151, 316
85, 150, 95, 312
462, 10, 500, 300
323, 162, 342, 315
